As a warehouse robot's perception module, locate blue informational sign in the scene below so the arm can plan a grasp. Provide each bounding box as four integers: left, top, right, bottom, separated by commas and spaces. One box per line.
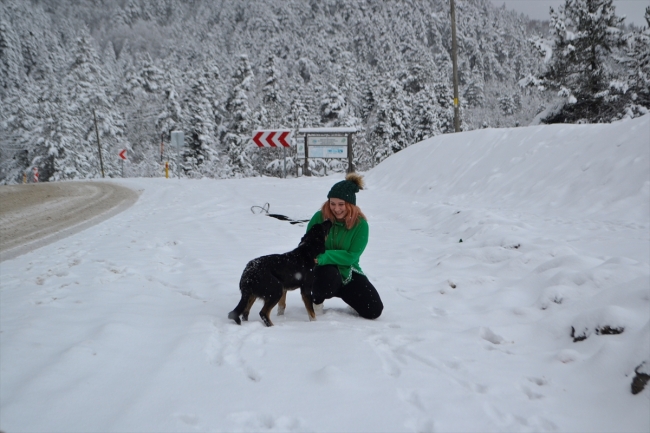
308, 145, 347, 158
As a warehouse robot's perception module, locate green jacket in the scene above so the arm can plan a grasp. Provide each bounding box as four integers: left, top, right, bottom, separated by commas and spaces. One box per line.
307, 210, 368, 284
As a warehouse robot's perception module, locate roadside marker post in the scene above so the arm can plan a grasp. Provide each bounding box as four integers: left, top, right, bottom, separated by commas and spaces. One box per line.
23, 172, 26, 184
33, 167, 39, 183
118, 149, 127, 177
165, 161, 169, 178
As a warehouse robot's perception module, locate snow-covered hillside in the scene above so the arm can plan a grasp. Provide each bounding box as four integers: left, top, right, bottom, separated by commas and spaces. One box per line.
1, 116, 648, 432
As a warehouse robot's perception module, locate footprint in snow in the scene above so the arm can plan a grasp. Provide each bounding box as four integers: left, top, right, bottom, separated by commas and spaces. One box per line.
311, 365, 344, 385
399, 389, 436, 433
479, 327, 508, 345
368, 334, 403, 377
483, 402, 558, 432
227, 411, 308, 432
205, 320, 263, 382
174, 413, 200, 428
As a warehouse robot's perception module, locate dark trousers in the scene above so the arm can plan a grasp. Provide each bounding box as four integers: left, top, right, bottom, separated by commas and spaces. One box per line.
311, 265, 383, 319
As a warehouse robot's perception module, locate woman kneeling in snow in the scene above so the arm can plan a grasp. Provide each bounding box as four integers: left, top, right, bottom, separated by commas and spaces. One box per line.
307, 173, 383, 319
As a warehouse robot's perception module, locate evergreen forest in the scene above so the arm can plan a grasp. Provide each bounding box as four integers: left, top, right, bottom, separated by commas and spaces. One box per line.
1, 0, 648, 182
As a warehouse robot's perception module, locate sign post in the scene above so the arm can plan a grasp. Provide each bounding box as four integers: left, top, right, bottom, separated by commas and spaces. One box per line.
118, 149, 127, 177
170, 131, 184, 179
32, 167, 39, 183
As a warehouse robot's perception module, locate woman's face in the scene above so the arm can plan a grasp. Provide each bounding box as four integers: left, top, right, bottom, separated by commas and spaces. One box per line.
329, 198, 347, 220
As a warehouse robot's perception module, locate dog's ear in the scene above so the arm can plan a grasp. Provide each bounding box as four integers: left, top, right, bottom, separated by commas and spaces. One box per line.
322, 219, 333, 231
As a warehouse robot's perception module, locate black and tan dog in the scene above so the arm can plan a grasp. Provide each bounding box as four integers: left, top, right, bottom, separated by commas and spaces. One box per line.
228, 220, 332, 327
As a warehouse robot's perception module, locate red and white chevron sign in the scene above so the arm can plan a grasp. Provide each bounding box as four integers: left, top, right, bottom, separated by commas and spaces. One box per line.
252, 130, 292, 148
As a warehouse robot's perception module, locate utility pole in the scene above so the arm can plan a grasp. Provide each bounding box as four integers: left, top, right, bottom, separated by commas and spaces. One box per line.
92, 109, 105, 178
450, 0, 461, 132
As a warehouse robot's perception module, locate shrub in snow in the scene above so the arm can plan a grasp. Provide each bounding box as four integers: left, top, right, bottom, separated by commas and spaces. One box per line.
631, 361, 650, 395
570, 306, 629, 342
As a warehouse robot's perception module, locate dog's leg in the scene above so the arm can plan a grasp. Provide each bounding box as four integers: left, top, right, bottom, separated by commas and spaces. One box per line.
229, 292, 254, 325
259, 293, 282, 327
242, 295, 257, 321
300, 288, 317, 321
277, 289, 288, 316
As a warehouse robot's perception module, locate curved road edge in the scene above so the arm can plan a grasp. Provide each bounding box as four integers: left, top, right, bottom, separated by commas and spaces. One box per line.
0, 182, 140, 262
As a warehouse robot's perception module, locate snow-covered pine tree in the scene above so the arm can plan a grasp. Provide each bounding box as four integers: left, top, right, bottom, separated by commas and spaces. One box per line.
463, 75, 485, 108
181, 65, 221, 177
433, 82, 457, 133
498, 94, 517, 115
617, 7, 650, 117
0, 14, 23, 99
370, 77, 411, 166
58, 32, 125, 179
119, 52, 165, 168
320, 83, 348, 126
224, 54, 256, 177
257, 54, 288, 177
541, 0, 626, 123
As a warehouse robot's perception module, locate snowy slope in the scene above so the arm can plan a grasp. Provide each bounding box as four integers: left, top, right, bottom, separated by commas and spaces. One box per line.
1, 116, 648, 433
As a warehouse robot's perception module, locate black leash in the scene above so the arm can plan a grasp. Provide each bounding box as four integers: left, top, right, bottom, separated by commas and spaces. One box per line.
250, 203, 310, 225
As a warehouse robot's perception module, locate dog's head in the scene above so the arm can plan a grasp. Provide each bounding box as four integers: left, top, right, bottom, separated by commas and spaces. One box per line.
298, 219, 332, 258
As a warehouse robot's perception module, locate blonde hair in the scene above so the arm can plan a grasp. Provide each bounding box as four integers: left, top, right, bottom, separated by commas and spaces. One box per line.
321, 200, 366, 230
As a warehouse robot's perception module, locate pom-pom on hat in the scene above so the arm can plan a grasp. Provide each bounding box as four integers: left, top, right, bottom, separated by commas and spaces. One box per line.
327, 173, 365, 205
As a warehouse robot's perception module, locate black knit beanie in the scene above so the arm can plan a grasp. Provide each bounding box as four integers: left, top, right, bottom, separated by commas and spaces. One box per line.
327, 173, 364, 205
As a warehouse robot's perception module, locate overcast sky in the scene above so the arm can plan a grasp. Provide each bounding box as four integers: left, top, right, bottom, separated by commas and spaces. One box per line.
489, 0, 648, 27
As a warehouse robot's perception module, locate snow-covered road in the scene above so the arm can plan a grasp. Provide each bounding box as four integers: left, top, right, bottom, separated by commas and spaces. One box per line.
0, 181, 139, 261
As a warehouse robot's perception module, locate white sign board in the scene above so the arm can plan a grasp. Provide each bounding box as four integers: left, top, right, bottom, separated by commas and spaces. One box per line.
170, 131, 184, 148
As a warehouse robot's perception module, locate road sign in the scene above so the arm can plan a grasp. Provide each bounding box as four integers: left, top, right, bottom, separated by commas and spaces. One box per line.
119, 149, 127, 160
171, 131, 184, 147
252, 130, 292, 148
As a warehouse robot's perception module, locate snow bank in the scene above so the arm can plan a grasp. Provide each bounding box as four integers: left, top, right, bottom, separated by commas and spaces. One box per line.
366, 115, 650, 225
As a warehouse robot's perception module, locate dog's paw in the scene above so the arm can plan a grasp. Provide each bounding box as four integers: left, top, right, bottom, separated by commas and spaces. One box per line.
228, 311, 242, 325
277, 305, 285, 315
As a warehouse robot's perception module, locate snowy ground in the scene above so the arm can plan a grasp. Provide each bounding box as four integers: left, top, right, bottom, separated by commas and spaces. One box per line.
1, 116, 648, 433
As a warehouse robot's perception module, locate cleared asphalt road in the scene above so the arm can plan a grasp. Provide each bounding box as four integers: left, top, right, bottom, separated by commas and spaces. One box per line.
0, 181, 139, 261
